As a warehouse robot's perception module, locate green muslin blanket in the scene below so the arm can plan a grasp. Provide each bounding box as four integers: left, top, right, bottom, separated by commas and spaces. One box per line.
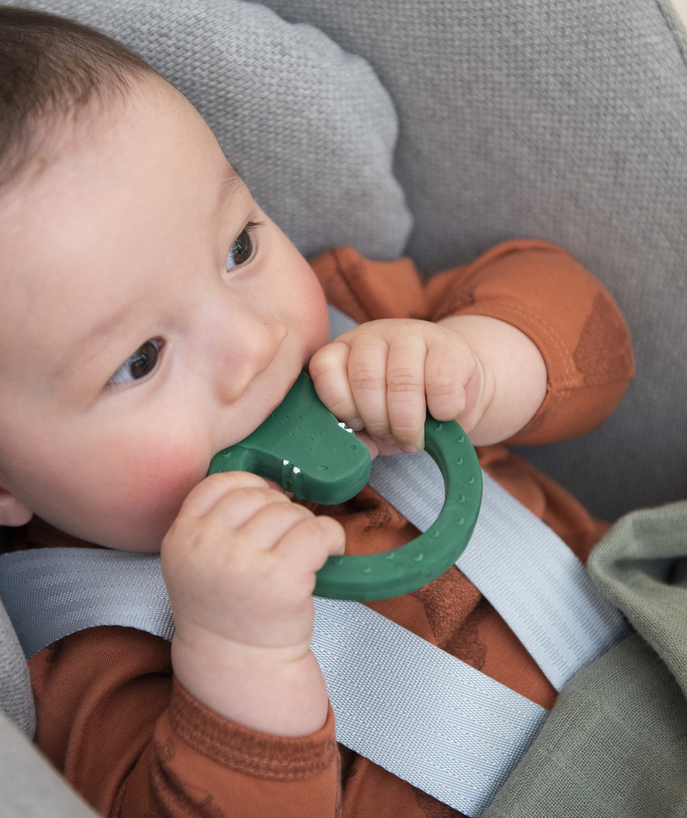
484, 500, 687, 818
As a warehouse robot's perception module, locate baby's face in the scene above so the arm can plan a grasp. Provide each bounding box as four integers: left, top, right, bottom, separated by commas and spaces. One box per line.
0, 77, 330, 550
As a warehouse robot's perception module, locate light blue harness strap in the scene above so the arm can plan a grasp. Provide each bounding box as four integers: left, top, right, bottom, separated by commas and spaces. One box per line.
0, 549, 175, 655
459, 472, 628, 689
368, 455, 628, 691
0, 546, 545, 816
312, 598, 547, 814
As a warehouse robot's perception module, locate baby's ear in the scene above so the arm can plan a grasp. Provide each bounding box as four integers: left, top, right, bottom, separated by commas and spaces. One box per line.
0, 488, 33, 527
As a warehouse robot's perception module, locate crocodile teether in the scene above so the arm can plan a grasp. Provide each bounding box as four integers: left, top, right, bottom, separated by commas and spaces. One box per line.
209, 371, 482, 601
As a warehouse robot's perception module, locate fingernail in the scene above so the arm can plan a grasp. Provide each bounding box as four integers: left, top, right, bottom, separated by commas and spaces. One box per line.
400, 444, 420, 454
349, 418, 364, 431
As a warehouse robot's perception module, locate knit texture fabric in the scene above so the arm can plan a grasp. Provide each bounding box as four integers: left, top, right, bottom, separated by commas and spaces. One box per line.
0, 599, 34, 737
256, 0, 687, 521
0, 709, 97, 817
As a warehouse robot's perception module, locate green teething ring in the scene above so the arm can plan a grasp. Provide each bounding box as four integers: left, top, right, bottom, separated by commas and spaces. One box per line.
209, 372, 482, 601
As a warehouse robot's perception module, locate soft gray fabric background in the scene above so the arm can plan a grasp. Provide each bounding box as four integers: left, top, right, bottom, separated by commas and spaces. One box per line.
0, 707, 98, 817
256, 0, 687, 521
0, 599, 34, 737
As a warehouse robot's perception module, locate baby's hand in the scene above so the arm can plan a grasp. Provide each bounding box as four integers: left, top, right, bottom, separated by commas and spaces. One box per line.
309, 318, 487, 455
161, 471, 344, 735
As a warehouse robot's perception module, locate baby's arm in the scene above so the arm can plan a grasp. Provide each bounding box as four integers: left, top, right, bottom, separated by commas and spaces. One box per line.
29, 479, 343, 818
309, 314, 547, 455
161, 470, 345, 737
309, 239, 634, 455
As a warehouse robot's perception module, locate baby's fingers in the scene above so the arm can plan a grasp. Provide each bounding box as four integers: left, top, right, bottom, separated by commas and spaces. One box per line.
309, 341, 363, 430
238, 499, 320, 553
274, 514, 346, 577
425, 335, 483, 428
238, 506, 345, 604
345, 334, 393, 440
178, 471, 282, 520
384, 331, 429, 453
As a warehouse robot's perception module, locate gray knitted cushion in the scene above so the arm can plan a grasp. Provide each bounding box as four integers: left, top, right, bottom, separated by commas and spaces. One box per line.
0, 708, 97, 816
0, 598, 34, 737
14, 0, 412, 261
257, 0, 687, 521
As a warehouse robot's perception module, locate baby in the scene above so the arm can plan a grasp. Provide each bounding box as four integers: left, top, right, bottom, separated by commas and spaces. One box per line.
0, 8, 634, 818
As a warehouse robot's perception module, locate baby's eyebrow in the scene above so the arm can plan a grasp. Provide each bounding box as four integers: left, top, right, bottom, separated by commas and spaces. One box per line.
52, 303, 134, 382
217, 163, 245, 211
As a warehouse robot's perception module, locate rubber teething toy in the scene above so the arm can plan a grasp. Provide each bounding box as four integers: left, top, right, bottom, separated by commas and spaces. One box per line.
209, 371, 482, 601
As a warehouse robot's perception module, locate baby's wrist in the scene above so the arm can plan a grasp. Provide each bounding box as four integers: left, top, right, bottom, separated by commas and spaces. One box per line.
171, 627, 329, 737
173, 622, 313, 670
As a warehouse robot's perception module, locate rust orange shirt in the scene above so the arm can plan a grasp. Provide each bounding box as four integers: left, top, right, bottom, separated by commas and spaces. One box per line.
19, 240, 634, 818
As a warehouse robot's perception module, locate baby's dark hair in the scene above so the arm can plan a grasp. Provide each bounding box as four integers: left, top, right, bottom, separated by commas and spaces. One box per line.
0, 6, 156, 187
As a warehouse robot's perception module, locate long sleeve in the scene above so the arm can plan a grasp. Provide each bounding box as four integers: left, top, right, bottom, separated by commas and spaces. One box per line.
309, 240, 635, 446
29, 627, 340, 818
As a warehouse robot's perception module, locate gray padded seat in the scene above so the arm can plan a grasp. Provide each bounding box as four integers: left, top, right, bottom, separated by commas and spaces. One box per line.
0, 594, 97, 815
259, 0, 687, 522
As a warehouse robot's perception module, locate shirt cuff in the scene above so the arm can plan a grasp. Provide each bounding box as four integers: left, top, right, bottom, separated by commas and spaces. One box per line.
168, 678, 338, 781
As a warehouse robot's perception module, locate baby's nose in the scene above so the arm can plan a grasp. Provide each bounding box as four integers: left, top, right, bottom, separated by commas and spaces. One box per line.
212, 309, 287, 405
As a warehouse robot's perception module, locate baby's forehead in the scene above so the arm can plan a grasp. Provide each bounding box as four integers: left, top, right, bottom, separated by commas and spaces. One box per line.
14, 73, 194, 182
0, 89, 248, 371
3, 78, 227, 225
2, 77, 237, 259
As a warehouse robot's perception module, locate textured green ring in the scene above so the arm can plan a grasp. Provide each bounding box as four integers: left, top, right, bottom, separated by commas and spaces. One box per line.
209, 372, 482, 601
313, 418, 482, 600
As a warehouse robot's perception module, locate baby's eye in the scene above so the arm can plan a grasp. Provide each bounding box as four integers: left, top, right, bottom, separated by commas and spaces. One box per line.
226, 222, 261, 272
108, 338, 163, 386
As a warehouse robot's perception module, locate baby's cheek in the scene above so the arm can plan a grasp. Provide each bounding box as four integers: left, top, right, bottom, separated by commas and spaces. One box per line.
119, 446, 210, 544
299, 277, 330, 355
145, 447, 208, 505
